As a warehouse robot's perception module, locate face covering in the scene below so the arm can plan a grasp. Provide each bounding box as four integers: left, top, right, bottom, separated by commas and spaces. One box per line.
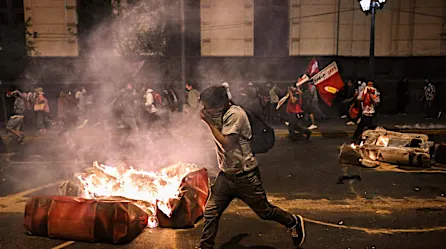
206, 108, 225, 128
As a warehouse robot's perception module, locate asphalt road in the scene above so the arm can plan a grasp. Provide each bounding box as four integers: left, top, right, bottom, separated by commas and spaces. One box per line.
1, 135, 446, 249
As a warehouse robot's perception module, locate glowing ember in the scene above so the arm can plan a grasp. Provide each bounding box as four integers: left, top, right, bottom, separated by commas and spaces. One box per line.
76, 161, 199, 228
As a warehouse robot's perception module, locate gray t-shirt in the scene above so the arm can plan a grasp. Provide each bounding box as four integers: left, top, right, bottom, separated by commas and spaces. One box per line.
211, 105, 258, 174
187, 89, 200, 110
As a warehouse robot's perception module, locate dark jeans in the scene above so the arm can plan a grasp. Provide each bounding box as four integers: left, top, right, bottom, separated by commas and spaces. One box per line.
200, 167, 296, 249
396, 94, 407, 114
59, 114, 77, 135
353, 115, 376, 142
340, 100, 352, 117
311, 100, 326, 119
36, 111, 50, 130
424, 101, 435, 118
287, 113, 310, 140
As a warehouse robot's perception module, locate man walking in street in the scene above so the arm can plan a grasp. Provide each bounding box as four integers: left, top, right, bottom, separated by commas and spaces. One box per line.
353, 81, 380, 142
198, 86, 305, 249
5, 90, 25, 143
396, 77, 409, 115
113, 83, 139, 144
309, 82, 326, 120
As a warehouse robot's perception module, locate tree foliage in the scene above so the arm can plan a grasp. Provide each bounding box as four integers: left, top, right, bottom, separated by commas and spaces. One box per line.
111, 0, 169, 57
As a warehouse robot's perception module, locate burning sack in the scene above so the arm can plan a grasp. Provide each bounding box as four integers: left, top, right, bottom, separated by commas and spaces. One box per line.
339, 127, 434, 168
24, 196, 148, 244
59, 162, 209, 229
156, 168, 209, 228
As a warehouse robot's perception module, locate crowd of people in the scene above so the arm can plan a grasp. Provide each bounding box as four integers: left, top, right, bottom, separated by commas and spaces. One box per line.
3, 77, 443, 145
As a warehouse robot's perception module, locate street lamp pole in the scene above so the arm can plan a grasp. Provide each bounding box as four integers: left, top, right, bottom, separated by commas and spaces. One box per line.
369, 2, 376, 81
179, 0, 186, 112
358, 0, 385, 81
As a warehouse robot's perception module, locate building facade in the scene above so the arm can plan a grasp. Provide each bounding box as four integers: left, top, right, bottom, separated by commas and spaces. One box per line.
23, 0, 79, 57
200, 0, 446, 57
1, 0, 446, 82
1, 0, 446, 120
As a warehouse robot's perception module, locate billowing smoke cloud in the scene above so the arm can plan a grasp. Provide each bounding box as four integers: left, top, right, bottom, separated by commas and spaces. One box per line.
15, 0, 220, 183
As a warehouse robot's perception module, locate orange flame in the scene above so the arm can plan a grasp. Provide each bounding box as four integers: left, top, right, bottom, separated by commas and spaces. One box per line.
376, 135, 389, 147
76, 161, 198, 228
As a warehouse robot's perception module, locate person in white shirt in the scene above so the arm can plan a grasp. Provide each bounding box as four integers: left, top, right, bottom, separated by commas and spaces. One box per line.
422, 79, 436, 119
144, 88, 157, 114
198, 86, 305, 249
352, 81, 380, 142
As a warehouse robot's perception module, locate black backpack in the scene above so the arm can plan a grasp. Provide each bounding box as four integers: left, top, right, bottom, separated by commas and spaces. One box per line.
242, 108, 275, 155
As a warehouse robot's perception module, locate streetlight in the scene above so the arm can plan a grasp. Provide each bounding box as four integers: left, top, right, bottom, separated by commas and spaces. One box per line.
358, 0, 386, 81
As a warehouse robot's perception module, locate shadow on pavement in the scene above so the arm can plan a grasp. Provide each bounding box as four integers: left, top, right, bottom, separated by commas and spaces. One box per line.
220, 233, 276, 249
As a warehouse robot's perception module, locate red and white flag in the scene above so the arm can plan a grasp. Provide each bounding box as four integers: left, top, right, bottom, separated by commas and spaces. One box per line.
123, 60, 146, 77
312, 61, 344, 107
306, 58, 320, 77
295, 74, 310, 88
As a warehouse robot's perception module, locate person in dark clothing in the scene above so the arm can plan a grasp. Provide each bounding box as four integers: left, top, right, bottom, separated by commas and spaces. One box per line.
57, 91, 78, 136
301, 82, 318, 130
113, 83, 139, 143
435, 82, 445, 119
244, 82, 263, 116
341, 80, 359, 126
396, 77, 409, 115
198, 86, 305, 249
340, 80, 356, 117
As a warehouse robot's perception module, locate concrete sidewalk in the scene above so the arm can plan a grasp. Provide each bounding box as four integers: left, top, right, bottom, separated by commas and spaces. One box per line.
274, 114, 446, 138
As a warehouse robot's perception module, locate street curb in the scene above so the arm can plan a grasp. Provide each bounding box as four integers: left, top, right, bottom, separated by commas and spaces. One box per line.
274, 129, 446, 139
1, 129, 446, 141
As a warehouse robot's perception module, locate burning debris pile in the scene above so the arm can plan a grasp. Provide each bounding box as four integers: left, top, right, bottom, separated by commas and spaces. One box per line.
339, 127, 435, 168
60, 162, 209, 228
25, 162, 209, 244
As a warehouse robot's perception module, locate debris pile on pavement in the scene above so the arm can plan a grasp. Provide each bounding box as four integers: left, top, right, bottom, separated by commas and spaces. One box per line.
394, 123, 446, 130
339, 127, 435, 169
24, 162, 209, 244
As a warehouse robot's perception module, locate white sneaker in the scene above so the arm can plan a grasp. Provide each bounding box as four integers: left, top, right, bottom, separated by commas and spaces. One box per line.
346, 121, 355, 126
308, 124, 318, 130
340, 115, 347, 119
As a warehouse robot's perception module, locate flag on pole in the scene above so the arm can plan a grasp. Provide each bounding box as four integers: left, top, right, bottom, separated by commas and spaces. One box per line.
131, 60, 146, 77
306, 58, 320, 77
295, 74, 310, 88
123, 60, 146, 78
312, 62, 344, 106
